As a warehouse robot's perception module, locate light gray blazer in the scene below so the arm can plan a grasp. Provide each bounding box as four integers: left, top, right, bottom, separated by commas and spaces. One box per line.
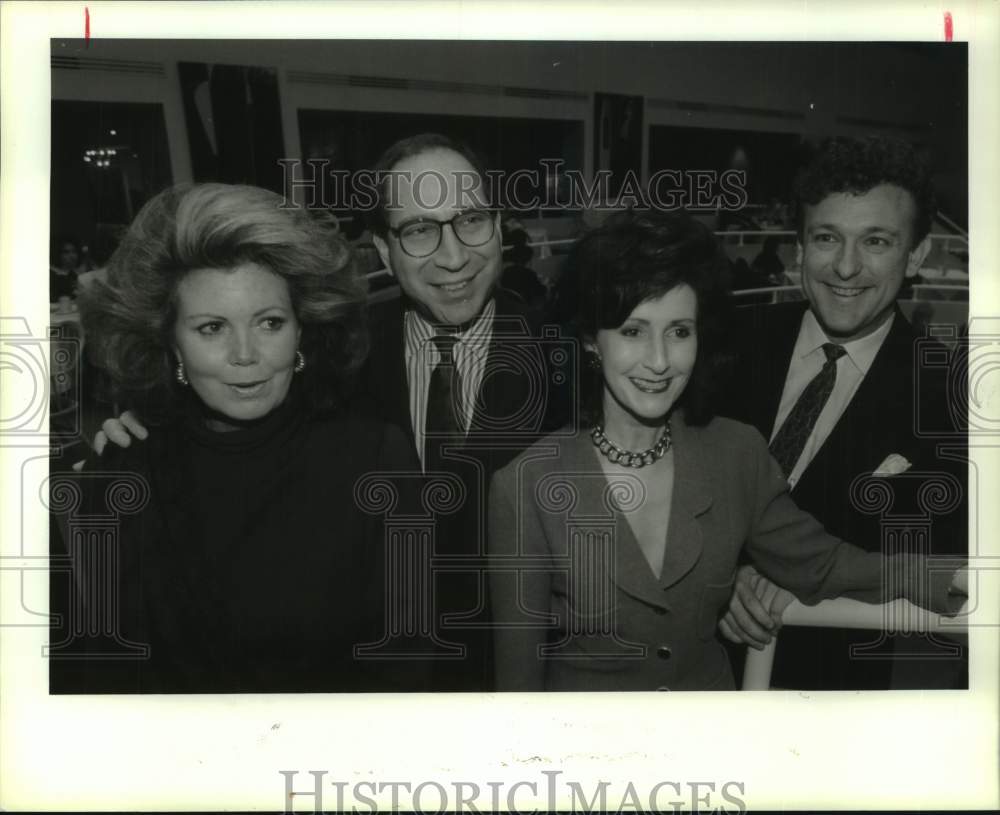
488, 414, 942, 691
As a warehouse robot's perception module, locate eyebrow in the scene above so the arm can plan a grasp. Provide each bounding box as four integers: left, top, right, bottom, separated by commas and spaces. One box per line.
393, 207, 491, 227
809, 222, 902, 236
181, 306, 289, 321
625, 317, 696, 326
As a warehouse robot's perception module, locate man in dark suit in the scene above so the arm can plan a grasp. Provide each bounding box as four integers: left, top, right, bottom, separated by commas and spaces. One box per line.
719, 135, 968, 689
358, 133, 570, 690
94, 134, 571, 691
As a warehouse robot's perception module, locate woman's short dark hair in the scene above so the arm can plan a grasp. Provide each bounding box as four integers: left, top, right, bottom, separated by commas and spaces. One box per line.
80, 182, 369, 422
554, 208, 733, 427
793, 135, 936, 247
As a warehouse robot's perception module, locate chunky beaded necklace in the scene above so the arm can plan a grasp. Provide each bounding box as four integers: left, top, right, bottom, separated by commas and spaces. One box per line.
590, 424, 672, 468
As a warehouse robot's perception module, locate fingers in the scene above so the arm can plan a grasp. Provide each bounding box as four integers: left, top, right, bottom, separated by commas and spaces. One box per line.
719, 610, 767, 650
93, 430, 108, 455
757, 581, 787, 630
718, 615, 748, 646
741, 565, 794, 631
769, 586, 796, 624
736, 563, 761, 586
721, 582, 775, 649
101, 418, 133, 449
120, 410, 149, 440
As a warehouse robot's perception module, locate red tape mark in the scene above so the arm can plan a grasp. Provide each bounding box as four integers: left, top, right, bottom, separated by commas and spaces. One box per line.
944, 11, 953, 42
85, 7, 90, 44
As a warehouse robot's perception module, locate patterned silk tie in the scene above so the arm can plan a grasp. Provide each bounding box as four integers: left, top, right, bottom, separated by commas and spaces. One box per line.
769, 342, 847, 479
424, 333, 464, 472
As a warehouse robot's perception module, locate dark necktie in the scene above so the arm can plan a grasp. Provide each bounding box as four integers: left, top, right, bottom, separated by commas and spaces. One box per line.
769, 342, 847, 478
424, 333, 464, 472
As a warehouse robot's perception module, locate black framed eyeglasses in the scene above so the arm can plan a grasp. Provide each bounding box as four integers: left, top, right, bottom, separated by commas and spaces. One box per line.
388, 209, 497, 258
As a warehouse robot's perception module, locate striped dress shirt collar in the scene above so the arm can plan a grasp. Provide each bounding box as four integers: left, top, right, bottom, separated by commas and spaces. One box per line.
404, 298, 497, 467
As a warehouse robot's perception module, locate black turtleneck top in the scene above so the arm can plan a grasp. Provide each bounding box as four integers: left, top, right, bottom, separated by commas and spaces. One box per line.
50, 391, 429, 693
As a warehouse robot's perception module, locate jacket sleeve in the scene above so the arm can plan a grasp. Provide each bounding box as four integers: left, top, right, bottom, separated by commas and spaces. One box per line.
487, 464, 551, 691
742, 427, 958, 614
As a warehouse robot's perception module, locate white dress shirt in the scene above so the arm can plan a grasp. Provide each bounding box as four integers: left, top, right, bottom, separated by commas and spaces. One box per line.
771, 309, 894, 489
404, 299, 496, 468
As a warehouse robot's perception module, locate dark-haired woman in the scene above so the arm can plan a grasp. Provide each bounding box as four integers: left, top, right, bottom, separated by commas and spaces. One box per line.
487, 209, 964, 692
51, 183, 424, 693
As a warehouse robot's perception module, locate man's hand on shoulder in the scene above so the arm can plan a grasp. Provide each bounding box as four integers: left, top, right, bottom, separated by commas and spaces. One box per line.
93, 410, 148, 455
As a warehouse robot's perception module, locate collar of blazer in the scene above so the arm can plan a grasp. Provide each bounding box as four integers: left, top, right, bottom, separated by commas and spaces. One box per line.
546, 413, 714, 606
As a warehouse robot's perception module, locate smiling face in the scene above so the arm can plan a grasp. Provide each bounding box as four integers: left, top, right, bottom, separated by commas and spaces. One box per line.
372, 147, 501, 326
172, 262, 301, 427
799, 183, 931, 343
592, 284, 698, 435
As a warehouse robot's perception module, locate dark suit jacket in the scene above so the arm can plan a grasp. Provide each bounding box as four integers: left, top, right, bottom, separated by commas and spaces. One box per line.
721, 301, 968, 688
487, 415, 951, 692
359, 290, 570, 478
352, 291, 572, 690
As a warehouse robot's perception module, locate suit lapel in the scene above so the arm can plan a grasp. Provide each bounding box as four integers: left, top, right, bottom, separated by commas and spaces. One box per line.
658, 416, 713, 590
795, 307, 915, 489
560, 416, 714, 608
556, 435, 664, 609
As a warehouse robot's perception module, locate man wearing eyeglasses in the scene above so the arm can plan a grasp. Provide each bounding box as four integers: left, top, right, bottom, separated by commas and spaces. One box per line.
92, 133, 569, 691
360, 133, 570, 691
367, 134, 508, 474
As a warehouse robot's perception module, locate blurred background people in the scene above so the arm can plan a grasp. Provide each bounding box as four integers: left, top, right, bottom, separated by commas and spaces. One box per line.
49, 237, 89, 303
500, 225, 548, 311
750, 235, 787, 286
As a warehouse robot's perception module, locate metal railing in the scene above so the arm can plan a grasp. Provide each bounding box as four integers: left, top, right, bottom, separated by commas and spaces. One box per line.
741, 596, 969, 690
731, 285, 804, 304
360, 227, 970, 301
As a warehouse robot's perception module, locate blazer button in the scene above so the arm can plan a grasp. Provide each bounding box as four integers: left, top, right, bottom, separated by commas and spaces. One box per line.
656, 685, 671, 691
657, 645, 672, 660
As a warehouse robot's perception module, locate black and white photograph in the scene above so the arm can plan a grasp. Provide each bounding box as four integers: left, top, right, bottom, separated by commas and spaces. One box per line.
2, 2, 998, 812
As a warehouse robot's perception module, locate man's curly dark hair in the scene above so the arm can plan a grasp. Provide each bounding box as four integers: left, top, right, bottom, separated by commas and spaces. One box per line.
79, 183, 369, 423
793, 135, 936, 247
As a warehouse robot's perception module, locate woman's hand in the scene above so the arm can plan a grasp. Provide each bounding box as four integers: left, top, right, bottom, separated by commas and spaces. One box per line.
718, 565, 796, 650
93, 410, 148, 454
